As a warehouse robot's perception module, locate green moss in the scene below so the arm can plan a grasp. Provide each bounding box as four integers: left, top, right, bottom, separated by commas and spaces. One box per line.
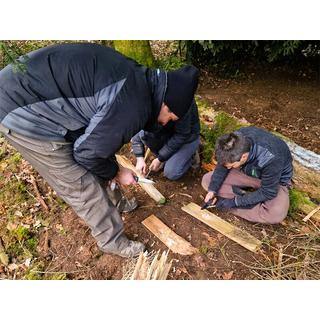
201, 111, 245, 162
113, 40, 155, 67
157, 56, 185, 70
44, 273, 67, 280
6, 242, 24, 257
24, 261, 66, 280
288, 188, 316, 217
25, 237, 38, 253
0, 179, 30, 207
14, 226, 31, 241
199, 245, 208, 255
24, 261, 45, 280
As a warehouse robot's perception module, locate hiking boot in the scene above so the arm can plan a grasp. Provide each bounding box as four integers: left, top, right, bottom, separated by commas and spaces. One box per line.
104, 237, 145, 258
191, 150, 200, 169
116, 196, 138, 213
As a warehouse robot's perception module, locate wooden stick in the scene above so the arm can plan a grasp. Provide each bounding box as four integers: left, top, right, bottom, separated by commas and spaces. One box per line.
142, 215, 198, 255
116, 155, 166, 204
303, 205, 320, 222
181, 202, 262, 253
144, 148, 151, 162
30, 175, 49, 213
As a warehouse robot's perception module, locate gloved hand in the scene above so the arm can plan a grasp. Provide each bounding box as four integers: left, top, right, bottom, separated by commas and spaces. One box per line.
215, 197, 236, 209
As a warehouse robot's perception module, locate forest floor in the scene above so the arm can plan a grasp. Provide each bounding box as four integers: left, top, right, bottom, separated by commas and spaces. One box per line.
0, 67, 319, 280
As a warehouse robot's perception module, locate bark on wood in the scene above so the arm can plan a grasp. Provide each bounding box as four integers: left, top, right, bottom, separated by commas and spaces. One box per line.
142, 215, 198, 255
181, 202, 262, 253
116, 155, 166, 204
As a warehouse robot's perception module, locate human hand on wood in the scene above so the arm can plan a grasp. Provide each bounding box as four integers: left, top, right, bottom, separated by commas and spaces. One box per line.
205, 191, 217, 204
149, 158, 163, 172
136, 157, 147, 175
115, 167, 137, 186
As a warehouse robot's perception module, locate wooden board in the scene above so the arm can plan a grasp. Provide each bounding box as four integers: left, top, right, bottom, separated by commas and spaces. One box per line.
303, 205, 320, 222
116, 155, 166, 204
181, 202, 262, 253
142, 215, 198, 255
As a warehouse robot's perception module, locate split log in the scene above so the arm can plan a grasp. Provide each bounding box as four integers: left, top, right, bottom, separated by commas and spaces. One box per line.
142, 215, 198, 255
123, 250, 172, 280
116, 155, 166, 204
181, 202, 262, 253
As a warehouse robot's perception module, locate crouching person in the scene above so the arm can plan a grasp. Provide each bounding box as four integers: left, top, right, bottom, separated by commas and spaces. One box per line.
131, 99, 200, 181
202, 126, 293, 224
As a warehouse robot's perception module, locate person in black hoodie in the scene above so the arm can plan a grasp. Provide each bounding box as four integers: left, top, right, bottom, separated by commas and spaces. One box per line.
0, 43, 199, 257
201, 126, 293, 224
131, 98, 200, 181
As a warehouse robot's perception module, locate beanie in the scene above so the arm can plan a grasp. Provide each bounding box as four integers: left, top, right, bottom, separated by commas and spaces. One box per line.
164, 65, 199, 119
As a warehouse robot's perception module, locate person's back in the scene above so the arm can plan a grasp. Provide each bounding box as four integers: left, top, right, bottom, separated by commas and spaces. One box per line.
0, 43, 150, 142
237, 126, 293, 185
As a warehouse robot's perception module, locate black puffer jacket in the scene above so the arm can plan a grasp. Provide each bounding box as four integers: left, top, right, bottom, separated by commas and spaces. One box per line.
209, 126, 293, 207
0, 43, 167, 180
131, 99, 200, 161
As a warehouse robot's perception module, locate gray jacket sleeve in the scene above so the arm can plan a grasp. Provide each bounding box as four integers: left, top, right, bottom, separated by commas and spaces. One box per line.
131, 131, 145, 158
208, 164, 230, 193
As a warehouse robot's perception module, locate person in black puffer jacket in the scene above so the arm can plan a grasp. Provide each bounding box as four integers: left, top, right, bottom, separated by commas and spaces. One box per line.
0, 43, 199, 257
201, 126, 293, 224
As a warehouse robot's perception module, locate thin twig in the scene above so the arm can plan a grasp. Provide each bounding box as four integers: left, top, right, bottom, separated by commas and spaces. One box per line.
30, 175, 49, 212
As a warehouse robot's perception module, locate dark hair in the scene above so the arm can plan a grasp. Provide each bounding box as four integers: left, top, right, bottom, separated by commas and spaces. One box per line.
215, 132, 251, 164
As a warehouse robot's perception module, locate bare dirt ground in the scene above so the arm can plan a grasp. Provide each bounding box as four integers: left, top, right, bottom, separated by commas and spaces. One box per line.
1, 68, 319, 280
198, 68, 320, 153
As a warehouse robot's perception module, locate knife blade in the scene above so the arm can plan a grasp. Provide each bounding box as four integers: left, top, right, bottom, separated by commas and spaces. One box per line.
134, 175, 155, 184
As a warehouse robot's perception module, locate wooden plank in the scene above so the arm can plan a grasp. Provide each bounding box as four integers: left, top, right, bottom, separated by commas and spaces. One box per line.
142, 215, 198, 255
303, 205, 320, 222
181, 202, 262, 253
116, 155, 166, 204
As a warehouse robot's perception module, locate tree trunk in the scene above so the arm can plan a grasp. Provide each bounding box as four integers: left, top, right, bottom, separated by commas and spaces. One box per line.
113, 40, 155, 67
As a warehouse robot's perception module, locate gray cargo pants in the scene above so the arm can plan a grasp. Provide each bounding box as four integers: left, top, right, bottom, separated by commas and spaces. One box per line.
0, 124, 125, 252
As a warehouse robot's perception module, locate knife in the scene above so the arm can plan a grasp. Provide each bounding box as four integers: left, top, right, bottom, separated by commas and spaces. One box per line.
134, 175, 155, 184
201, 199, 216, 210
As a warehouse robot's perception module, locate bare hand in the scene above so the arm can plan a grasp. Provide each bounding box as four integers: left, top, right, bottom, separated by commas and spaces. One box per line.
205, 191, 217, 204
115, 167, 137, 186
136, 157, 147, 175
149, 158, 162, 172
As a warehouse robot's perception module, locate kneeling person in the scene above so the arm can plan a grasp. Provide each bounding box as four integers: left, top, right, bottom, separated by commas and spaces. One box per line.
201, 126, 293, 224
131, 99, 200, 180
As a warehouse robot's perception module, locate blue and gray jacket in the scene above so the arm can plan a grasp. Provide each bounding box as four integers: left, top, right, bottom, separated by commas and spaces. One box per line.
0, 43, 169, 180
130, 99, 200, 162
209, 126, 293, 207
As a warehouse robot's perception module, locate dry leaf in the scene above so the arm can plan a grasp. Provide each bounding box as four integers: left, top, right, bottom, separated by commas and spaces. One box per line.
222, 271, 234, 280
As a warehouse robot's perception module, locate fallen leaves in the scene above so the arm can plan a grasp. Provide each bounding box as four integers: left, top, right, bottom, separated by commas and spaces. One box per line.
222, 271, 234, 280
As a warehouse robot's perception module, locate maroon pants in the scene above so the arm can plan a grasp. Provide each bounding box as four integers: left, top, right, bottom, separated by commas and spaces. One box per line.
201, 169, 289, 224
